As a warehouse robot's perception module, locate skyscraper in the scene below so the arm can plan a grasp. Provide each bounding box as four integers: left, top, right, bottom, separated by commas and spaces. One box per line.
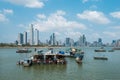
98, 38, 102, 46
35, 29, 39, 45
65, 37, 74, 47
79, 34, 86, 46
18, 33, 23, 45
30, 24, 34, 45
49, 35, 53, 45
53, 33, 56, 45
24, 31, 27, 45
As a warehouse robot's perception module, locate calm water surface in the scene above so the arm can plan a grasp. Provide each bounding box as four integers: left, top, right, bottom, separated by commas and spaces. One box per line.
0, 47, 120, 80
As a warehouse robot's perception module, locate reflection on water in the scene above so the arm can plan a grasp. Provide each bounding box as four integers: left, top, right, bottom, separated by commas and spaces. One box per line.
0, 47, 120, 80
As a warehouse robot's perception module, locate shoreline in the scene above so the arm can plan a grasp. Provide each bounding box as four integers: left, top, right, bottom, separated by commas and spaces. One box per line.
0, 46, 70, 49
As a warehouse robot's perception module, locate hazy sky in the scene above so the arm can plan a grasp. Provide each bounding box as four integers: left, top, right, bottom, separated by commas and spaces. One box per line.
0, 0, 120, 43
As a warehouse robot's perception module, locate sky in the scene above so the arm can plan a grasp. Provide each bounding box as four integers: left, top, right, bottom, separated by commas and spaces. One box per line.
0, 0, 120, 43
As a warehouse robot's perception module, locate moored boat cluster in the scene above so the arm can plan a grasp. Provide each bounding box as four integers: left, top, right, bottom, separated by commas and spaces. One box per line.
17, 48, 85, 67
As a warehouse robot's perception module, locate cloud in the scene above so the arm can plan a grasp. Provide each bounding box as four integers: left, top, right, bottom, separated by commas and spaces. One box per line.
82, 0, 88, 3
77, 10, 110, 24
0, 13, 8, 22
3, 9, 13, 14
0, 9, 13, 22
110, 11, 120, 19
37, 14, 46, 19
110, 26, 120, 29
65, 32, 82, 38
103, 31, 117, 37
33, 10, 87, 32
5, 0, 44, 8
82, 0, 101, 3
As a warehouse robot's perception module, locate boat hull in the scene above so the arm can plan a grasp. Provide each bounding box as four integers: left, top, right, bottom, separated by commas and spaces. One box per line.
94, 57, 108, 60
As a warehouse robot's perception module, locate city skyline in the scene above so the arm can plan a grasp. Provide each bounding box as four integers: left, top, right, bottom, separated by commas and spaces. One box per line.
0, 0, 120, 43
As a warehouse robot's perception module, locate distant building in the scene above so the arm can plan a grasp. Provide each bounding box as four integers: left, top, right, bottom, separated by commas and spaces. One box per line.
53, 33, 56, 45
24, 31, 27, 45
30, 24, 34, 45
78, 34, 86, 46
18, 33, 23, 45
65, 37, 74, 47
98, 38, 102, 47
111, 40, 116, 47
35, 29, 39, 45
49, 33, 56, 46
49, 35, 53, 45
116, 39, 120, 47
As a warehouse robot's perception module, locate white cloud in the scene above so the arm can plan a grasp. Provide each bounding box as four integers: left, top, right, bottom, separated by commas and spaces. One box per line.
82, 0, 101, 3
33, 10, 87, 32
82, 0, 88, 3
110, 26, 120, 29
0, 9, 13, 22
5, 0, 44, 8
103, 31, 117, 37
37, 14, 46, 19
65, 32, 82, 38
110, 11, 120, 19
3, 9, 13, 14
0, 13, 8, 22
91, 33, 101, 39
77, 10, 110, 24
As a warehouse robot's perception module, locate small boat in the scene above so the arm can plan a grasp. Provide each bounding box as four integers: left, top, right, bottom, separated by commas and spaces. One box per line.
16, 48, 32, 53
94, 56, 108, 60
94, 47, 106, 52
17, 59, 32, 67
75, 51, 84, 64
75, 57, 82, 63
108, 49, 114, 52
112, 47, 120, 50
23, 59, 32, 67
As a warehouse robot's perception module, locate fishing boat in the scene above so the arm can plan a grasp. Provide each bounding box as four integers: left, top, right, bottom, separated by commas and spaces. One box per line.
75, 50, 84, 64
17, 58, 32, 67
28, 50, 67, 65
108, 49, 114, 52
75, 57, 82, 63
16, 48, 32, 53
112, 47, 120, 50
94, 56, 108, 60
94, 47, 106, 52
68, 48, 84, 57
23, 59, 32, 67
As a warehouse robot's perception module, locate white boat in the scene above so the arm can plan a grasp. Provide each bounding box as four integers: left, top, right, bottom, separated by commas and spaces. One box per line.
94, 47, 106, 52
75, 57, 82, 63
16, 48, 32, 53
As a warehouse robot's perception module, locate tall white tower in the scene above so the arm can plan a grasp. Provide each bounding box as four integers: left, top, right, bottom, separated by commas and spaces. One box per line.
30, 24, 34, 45
35, 29, 39, 45
24, 31, 27, 45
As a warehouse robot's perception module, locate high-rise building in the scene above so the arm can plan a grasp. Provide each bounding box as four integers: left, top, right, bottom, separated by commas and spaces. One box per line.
35, 29, 39, 45
79, 34, 86, 46
49, 33, 56, 46
18, 33, 23, 45
66, 38, 70, 47
49, 35, 53, 45
53, 33, 56, 45
65, 37, 74, 47
98, 38, 102, 46
30, 24, 34, 45
24, 31, 27, 45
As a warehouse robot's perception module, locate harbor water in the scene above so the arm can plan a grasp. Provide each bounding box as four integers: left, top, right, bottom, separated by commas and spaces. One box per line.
0, 47, 120, 80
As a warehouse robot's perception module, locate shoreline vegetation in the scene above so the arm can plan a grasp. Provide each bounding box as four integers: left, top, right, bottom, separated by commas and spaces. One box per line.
0, 43, 66, 48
